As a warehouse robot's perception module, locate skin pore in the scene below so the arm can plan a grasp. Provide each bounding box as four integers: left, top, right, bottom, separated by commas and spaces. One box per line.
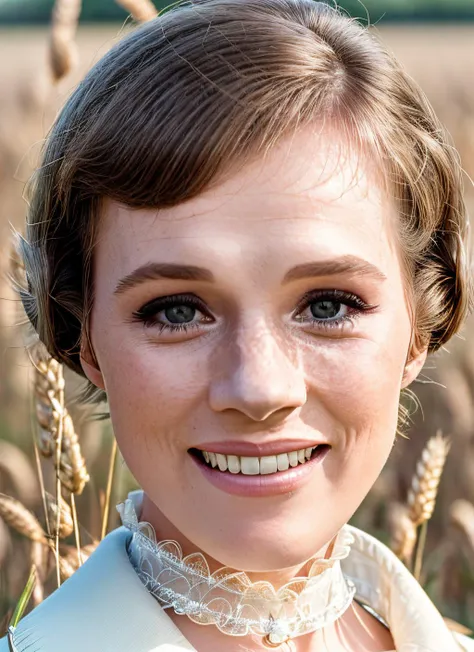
81, 125, 427, 651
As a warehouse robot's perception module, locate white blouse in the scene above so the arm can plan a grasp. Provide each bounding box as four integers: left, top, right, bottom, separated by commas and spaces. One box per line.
1, 490, 473, 652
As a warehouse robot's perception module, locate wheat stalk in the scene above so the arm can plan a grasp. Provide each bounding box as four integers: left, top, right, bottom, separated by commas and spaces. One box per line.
0, 490, 96, 590
70, 493, 83, 566
0, 494, 61, 600
408, 430, 451, 527
115, 0, 158, 22
30, 541, 45, 606
33, 354, 90, 495
8, 239, 54, 544
407, 430, 451, 580
32, 352, 86, 584
53, 356, 65, 587
101, 438, 118, 540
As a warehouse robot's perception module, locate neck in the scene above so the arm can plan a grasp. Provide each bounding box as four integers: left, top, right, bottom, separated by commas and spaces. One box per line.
133, 493, 395, 651
140, 492, 333, 589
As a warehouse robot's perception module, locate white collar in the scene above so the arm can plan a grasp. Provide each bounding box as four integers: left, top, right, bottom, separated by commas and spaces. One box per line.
4, 490, 469, 652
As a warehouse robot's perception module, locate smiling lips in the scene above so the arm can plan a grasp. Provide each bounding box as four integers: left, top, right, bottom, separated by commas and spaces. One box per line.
198, 445, 324, 475
191, 442, 331, 497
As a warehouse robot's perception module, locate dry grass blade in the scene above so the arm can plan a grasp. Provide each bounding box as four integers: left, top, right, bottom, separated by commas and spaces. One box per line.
407, 430, 451, 527
50, 0, 82, 82
0, 494, 47, 544
387, 502, 417, 564
115, 0, 158, 22
53, 358, 65, 588
443, 617, 473, 637
33, 354, 90, 495
9, 565, 37, 629
101, 438, 118, 540
44, 492, 74, 539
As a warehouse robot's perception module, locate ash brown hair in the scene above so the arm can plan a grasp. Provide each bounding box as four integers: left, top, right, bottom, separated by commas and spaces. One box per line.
12, 0, 472, 408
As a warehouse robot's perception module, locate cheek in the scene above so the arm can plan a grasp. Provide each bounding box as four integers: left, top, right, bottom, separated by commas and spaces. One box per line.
302, 325, 410, 491
96, 328, 208, 461
308, 341, 403, 423
312, 303, 411, 422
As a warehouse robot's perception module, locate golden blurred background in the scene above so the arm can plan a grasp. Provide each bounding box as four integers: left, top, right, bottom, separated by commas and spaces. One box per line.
0, 0, 473, 633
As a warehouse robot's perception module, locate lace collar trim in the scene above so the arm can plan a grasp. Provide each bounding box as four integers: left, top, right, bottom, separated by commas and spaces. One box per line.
117, 497, 356, 646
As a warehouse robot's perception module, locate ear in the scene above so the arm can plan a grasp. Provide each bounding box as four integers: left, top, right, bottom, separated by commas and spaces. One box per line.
401, 344, 428, 389
80, 336, 106, 391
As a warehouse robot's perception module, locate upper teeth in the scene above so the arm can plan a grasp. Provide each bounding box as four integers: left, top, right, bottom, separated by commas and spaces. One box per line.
201, 447, 320, 475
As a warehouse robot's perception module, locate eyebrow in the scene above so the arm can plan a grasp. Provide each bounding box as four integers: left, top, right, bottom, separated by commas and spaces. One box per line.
113, 255, 387, 296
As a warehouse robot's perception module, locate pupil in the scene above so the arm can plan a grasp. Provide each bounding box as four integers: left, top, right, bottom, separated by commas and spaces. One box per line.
311, 300, 340, 319
165, 305, 195, 323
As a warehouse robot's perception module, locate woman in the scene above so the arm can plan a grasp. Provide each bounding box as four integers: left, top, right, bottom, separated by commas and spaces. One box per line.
2, 0, 473, 650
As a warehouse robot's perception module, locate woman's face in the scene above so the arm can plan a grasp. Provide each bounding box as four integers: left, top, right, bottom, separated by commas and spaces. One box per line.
82, 126, 426, 572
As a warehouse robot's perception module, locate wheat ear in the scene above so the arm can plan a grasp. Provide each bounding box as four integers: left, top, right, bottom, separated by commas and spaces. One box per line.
0, 494, 47, 544
408, 430, 451, 580
33, 354, 90, 495
44, 491, 74, 539
33, 352, 89, 584
387, 502, 417, 565
408, 430, 451, 526
9, 239, 52, 543
59, 542, 99, 577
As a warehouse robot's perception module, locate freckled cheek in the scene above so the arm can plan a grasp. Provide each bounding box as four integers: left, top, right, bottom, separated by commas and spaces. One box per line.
98, 333, 206, 444
304, 341, 404, 431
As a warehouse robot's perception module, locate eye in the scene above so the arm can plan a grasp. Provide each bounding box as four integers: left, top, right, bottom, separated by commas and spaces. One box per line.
309, 299, 345, 320
128, 290, 377, 338
294, 289, 376, 332
130, 294, 213, 334
162, 304, 196, 324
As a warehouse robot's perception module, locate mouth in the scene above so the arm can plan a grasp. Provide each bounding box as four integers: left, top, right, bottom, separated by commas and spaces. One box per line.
189, 444, 331, 476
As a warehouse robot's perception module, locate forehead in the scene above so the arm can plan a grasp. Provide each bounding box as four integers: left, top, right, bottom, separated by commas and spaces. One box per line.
96, 127, 398, 279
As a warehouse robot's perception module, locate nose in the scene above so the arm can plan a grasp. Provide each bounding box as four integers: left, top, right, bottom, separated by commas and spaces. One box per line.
208, 320, 307, 421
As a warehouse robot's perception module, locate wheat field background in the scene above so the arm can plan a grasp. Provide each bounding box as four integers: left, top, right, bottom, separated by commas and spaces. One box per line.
0, 22, 473, 630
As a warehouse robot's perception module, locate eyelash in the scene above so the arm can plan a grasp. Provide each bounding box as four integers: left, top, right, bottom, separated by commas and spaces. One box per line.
130, 291, 376, 336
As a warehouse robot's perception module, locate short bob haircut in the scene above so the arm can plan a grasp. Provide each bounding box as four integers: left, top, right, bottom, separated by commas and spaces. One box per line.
14, 0, 472, 409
